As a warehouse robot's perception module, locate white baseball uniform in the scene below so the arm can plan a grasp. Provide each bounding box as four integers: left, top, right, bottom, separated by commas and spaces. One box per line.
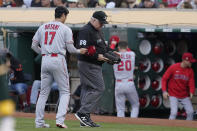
32, 21, 80, 127
113, 51, 139, 118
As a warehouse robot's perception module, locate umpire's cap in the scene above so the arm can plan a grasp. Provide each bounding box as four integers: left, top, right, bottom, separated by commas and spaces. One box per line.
92, 11, 108, 24
55, 6, 69, 18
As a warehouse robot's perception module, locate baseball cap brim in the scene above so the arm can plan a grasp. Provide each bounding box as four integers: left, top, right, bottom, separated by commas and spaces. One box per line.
190, 59, 197, 63
100, 20, 108, 24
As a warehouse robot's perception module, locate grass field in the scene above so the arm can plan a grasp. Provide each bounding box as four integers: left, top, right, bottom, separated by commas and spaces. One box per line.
15, 117, 197, 131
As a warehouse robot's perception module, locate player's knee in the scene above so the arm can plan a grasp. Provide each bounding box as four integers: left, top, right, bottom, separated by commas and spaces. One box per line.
186, 109, 194, 115
0, 99, 15, 116
15, 83, 27, 95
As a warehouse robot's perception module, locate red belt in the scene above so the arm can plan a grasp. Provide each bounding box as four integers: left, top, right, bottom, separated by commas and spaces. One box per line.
42, 53, 58, 57
116, 79, 133, 82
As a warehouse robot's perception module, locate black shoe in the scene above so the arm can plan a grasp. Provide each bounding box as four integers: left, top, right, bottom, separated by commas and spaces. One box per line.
30, 104, 36, 113
79, 116, 100, 127
23, 105, 30, 113
87, 114, 100, 127
90, 121, 100, 127
80, 122, 86, 127
75, 112, 92, 127
84, 114, 100, 127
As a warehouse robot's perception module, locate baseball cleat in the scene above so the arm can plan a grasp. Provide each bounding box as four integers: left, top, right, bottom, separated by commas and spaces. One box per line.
80, 122, 86, 127
75, 112, 92, 127
90, 122, 100, 127
36, 123, 50, 128
56, 123, 68, 128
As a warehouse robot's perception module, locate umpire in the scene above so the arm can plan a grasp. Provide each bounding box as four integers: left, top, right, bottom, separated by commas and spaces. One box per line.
75, 11, 110, 127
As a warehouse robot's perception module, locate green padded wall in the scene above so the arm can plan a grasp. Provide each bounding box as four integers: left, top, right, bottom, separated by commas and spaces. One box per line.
6, 32, 35, 84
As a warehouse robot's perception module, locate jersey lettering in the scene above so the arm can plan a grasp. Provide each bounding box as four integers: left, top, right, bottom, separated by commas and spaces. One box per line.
117, 60, 132, 71
45, 24, 60, 30
44, 31, 56, 45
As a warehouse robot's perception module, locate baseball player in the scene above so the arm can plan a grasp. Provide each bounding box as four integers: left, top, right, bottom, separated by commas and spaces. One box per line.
31, 6, 87, 128
162, 52, 196, 120
113, 41, 139, 118
0, 48, 15, 131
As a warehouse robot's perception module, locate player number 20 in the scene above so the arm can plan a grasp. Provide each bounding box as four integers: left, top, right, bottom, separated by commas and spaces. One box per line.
118, 60, 132, 71
44, 31, 56, 45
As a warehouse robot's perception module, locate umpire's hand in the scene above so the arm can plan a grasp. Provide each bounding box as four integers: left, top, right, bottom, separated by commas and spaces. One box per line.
98, 54, 109, 61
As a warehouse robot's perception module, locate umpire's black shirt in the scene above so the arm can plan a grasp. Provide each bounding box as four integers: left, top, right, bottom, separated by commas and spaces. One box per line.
77, 22, 111, 66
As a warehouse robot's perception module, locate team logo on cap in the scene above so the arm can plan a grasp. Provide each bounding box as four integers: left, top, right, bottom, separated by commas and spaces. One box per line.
185, 57, 189, 60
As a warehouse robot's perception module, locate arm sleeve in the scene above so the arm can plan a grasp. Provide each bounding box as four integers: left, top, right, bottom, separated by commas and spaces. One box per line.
64, 28, 80, 54
66, 44, 80, 54
77, 29, 98, 59
189, 70, 195, 94
161, 65, 173, 92
31, 28, 41, 54
77, 29, 89, 48
31, 40, 41, 54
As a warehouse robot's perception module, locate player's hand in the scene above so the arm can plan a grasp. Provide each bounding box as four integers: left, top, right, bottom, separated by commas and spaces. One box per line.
190, 93, 193, 99
98, 54, 109, 61
163, 92, 169, 99
79, 48, 88, 54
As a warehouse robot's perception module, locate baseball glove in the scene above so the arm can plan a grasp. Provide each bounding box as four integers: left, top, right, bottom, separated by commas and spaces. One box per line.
104, 51, 121, 65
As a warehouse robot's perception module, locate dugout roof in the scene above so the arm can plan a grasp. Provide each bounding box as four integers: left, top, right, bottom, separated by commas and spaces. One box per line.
0, 8, 197, 32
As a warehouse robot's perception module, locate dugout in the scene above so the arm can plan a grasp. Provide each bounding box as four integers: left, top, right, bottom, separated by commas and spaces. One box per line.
1, 8, 197, 117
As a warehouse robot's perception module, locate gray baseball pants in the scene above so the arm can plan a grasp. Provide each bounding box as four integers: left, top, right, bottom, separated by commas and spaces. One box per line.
35, 55, 70, 126
77, 61, 105, 114
169, 96, 194, 120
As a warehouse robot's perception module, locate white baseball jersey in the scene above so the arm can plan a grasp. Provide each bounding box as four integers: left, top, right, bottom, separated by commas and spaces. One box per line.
32, 21, 78, 127
32, 21, 73, 56
113, 51, 139, 118
113, 51, 135, 80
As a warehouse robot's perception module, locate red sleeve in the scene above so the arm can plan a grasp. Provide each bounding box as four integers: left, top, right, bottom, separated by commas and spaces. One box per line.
127, 48, 131, 51
110, 44, 116, 49
161, 65, 173, 92
189, 70, 195, 95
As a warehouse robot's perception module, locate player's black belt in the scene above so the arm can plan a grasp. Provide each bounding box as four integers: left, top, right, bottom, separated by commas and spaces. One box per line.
116, 79, 133, 82
42, 53, 58, 57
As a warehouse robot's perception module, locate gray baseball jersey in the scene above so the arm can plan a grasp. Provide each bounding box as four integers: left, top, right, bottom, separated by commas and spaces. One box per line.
113, 51, 139, 118
32, 21, 79, 127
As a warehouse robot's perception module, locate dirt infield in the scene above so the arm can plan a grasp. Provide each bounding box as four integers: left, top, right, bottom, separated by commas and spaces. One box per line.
14, 112, 197, 128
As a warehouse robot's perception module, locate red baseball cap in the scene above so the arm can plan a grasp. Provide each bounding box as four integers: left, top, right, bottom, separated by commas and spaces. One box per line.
182, 52, 196, 63
109, 35, 120, 44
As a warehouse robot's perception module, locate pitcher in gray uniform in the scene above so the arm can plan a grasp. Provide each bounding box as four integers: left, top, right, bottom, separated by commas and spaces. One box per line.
31, 6, 87, 128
